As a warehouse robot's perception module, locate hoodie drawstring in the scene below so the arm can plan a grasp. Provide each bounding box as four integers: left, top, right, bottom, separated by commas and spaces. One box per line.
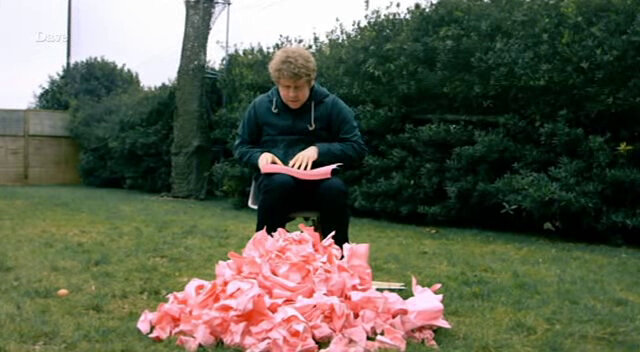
308, 101, 316, 131
272, 96, 316, 131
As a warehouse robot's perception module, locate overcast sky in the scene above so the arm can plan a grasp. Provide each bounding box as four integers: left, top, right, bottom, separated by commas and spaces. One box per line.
0, 0, 421, 109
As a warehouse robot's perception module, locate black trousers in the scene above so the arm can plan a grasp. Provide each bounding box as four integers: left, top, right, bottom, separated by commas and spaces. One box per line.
255, 173, 350, 248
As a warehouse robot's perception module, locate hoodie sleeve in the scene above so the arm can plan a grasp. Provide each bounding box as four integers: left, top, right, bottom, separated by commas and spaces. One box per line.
315, 96, 368, 167
233, 101, 264, 168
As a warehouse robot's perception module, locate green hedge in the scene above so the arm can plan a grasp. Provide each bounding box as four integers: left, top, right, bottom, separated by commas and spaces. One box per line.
35, 57, 142, 111
69, 85, 175, 192
209, 0, 639, 243
35, 58, 176, 192
38, 1, 639, 243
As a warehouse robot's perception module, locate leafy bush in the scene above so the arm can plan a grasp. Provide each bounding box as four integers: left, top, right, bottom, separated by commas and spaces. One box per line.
41, 1, 637, 242
70, 84, 175, 192
489, 129, 639, 242
207, 159, 254, 207
35, 57, 178, 193
208, 0, 640, 242
355, 123, 475, 221
34, 57, 141, 110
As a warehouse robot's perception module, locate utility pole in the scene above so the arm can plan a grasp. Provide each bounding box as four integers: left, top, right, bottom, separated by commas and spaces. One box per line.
66, 0, 72, 70
225, 0, 230, 58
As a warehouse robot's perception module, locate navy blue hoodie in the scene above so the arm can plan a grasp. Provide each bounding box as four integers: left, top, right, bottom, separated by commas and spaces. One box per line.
234, 84, 367, 169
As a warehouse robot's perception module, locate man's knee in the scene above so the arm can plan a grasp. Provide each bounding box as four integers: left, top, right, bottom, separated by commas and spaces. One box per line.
317, 177, 348, 203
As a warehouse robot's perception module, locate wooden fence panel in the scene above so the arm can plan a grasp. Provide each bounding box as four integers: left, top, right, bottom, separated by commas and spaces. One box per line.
28, 110, 73, 137
0, 110, 25, 136
28, 137, 81, 184
0, 109, 81, 185
0, 136, 25, 184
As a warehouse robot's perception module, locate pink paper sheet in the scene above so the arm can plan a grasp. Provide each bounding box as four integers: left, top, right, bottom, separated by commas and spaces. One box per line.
138, 226, 450, 351
259, 163, 342, 180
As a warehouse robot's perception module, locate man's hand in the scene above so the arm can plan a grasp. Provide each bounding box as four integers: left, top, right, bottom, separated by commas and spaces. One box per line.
288, 146, 319, 170
258, 152, 284, 168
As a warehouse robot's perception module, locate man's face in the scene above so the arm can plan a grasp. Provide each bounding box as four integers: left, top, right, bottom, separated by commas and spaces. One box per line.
277, 78, 312, 110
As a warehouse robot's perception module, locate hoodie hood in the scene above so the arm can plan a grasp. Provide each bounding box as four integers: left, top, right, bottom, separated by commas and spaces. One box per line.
267, 83, 331, 132
267, 83, 331, 114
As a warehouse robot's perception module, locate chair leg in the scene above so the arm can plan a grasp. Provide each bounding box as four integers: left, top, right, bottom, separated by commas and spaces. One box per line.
311, 217, 321, 235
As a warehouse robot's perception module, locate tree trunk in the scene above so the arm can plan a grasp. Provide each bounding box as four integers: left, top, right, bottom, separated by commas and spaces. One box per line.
171, 0, 214, 199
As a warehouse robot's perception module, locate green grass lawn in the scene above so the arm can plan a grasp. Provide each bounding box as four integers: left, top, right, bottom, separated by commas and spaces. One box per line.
0, 185, 638, 352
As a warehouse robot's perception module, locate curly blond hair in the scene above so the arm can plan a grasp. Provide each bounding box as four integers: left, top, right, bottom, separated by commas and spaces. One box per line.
268, 47, 317, 84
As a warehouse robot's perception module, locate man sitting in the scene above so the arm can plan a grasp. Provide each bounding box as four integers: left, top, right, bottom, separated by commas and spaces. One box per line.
233, 46, 367, 248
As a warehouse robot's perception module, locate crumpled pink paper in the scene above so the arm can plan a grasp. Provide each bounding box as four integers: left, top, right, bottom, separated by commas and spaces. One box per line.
138, 225, 450, 351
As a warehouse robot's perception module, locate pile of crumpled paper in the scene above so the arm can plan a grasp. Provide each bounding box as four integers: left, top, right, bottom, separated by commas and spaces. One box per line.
137, 225, 450, 351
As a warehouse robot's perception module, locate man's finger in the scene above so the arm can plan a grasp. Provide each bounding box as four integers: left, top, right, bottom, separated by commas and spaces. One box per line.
289, 157, 300, 169
297, 158, 306, 170
258, 154, 268, 167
